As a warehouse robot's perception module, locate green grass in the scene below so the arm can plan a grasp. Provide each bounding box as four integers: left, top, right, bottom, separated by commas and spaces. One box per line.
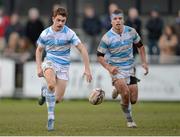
0, 99, 180, 136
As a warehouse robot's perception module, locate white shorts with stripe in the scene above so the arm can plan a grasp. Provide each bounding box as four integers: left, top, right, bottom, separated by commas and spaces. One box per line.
42, 60, 69, 81
111, 67, 135, 84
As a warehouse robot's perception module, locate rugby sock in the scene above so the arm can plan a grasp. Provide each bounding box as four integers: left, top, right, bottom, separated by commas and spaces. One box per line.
45, 90, 56, 120
128, 101, 132, 116
121, 104, 133, 122
42, 86, 48, 97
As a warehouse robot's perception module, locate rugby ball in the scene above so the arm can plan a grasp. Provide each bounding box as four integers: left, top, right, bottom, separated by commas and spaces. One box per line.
89, 88, 105, 105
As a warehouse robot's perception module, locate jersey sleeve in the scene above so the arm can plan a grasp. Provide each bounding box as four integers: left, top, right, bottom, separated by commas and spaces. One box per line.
69, 30, 81, 46
132, 28, 141, 44
36, 31, 46, 48
97, 35, 109, 54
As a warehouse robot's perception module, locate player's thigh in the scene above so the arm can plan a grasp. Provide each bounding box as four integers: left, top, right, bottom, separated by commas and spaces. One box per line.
128, 84, 138, 104
114, 78, 129, 93
114, 78, 130, 104
55, 79, 67, 102
44, 68, 56, 85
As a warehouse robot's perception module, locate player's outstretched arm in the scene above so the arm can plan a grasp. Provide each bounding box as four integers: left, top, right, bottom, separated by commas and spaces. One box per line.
76, 43, 92, 83
137, 45, 149, 75
36, 46, 44, 77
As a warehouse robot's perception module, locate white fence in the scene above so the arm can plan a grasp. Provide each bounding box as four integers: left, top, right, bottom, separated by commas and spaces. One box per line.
23, 62, 113, 99
0, 59, 180, 101
136, 65, 180, 101
0, 58, 15, 97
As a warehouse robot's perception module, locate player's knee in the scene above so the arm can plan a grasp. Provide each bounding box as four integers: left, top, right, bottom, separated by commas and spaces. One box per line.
130, 95, 138, 104
131, 99, 137, 104
47, 80, 56, 91
56, 96, 63, 103
56, 100, 60, 104
56, 97, 62, 102
121, 93, 129, 105
48, 84, 55, 92
124, 91, 129, 99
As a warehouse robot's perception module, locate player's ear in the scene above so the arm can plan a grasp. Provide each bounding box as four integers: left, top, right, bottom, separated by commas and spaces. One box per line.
52, 17, 55, 23
122, 18, 125, 24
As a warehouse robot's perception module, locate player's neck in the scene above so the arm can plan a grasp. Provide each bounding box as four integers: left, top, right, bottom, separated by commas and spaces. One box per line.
112, 27, 123, 35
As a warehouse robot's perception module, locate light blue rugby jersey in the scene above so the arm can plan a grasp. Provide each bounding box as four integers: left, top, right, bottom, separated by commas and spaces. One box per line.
97, 25, 141, 71
37, 25, 81, 66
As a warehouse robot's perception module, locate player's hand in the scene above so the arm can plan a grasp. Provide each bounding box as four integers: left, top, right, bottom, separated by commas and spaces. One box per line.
142, 63, 149, 75
37, 67, 44, 77
83, 70, 92, 83
107, 65, 118, 75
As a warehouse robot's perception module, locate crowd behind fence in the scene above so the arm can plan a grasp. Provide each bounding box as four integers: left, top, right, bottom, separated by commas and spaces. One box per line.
0, 4, 180, 58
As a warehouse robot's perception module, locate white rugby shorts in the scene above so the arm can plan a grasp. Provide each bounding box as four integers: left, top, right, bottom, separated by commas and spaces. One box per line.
111, 67, 135, 84
42, 60, 69, 80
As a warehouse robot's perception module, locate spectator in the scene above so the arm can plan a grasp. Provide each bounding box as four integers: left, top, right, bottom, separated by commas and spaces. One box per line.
175, 10, 180, 25
174, 10, 180, 56
125, 7, 142, 57
25, 8, 44, 59
3, 32, 19, 59
3, 34, 32, 88
3, 34, 32, 63
0, 7, 10, 52
158, 25, 178, 64
17, 36, 33, 63
15, 36, 33, 88
5, 13, 24, 44
101, 3, 118, 31
146, 9, 164, 57
82, 4, 102, 54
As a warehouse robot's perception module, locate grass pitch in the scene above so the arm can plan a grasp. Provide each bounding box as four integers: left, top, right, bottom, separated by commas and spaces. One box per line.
0, 99, 180, 136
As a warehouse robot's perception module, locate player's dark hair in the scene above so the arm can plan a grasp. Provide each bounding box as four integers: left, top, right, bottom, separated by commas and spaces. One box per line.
52, 7, 68, 17
112, 9, 124, 15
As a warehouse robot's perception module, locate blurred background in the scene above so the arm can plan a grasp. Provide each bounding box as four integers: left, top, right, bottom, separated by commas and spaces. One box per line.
0, 0, 180, 101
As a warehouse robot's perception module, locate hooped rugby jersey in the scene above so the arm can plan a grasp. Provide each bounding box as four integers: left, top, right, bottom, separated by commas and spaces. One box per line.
37, 25, 81, 66
98, 25, 141, 71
